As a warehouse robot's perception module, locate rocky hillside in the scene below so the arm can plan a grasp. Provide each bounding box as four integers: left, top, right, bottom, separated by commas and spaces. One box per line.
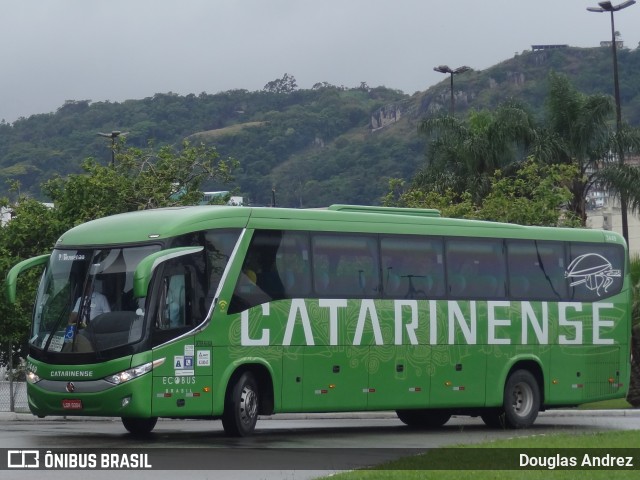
1, 46, 639, 207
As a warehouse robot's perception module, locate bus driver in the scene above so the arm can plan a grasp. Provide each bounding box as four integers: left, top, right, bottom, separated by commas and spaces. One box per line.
69, 280, 111, 327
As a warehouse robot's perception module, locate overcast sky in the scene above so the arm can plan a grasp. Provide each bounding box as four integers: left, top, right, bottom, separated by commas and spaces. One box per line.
1, 0, 639, 123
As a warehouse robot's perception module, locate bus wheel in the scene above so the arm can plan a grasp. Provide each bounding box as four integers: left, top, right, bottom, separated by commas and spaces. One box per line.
121, 417, 158, 435
222, 371, 259, 437
396, 409, 451, 428
502, 370, 540, 428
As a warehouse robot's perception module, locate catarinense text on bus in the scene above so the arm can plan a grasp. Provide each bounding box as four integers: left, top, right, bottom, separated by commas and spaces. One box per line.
240, 299, 618, 347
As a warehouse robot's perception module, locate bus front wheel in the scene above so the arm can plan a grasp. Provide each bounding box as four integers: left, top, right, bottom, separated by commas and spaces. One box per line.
222, 371, 259, 437
502, 369, 540, 428
121, 417, 158, 435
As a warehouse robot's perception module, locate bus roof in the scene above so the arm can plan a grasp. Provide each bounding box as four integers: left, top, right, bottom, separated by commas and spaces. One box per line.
56, 206, 251, 247
54, 205, 625, 248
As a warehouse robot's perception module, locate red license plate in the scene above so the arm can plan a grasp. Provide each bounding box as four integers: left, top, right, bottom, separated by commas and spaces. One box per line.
62, 399, 83, 410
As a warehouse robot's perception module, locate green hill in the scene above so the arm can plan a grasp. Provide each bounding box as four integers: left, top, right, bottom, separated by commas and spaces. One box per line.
1, 46, 640, 207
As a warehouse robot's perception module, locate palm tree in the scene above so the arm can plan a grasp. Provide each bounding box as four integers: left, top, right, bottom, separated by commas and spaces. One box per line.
532, 72, 615, 226
416, 101, 535, 203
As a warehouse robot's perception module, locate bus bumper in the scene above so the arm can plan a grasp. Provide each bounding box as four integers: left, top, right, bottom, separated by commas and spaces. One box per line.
27, 373, 153, 418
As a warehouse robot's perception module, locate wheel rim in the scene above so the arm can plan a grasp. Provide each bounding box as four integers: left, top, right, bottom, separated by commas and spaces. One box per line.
511, 381, 534, 417
239, 384, 258, 426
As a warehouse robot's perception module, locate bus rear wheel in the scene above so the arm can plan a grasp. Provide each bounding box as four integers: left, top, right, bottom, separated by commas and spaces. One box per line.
396, 409, 451, 428
222, 371, 259, 437
501, 369, 540, 428
121, 417, 158, 435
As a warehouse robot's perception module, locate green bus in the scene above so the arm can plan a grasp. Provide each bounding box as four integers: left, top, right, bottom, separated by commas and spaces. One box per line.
6, 205, 631, 436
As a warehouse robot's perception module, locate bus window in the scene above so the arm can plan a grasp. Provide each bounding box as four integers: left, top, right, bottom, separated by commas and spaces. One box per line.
275, 232, 311, 298
380, 235, 444, 299
31, 246, 161, 355
566, 243, 624, 301
507, 241, 566, 300
149, 234, 208, 346
204, 229, 241, 309
160, 274, 186, 329
446, 238, 506, 299
311, 234, 380, 297
152, 262, 199, 346
229, 230, 292, 313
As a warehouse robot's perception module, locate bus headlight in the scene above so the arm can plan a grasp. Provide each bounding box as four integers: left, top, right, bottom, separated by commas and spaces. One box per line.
104, 358, 165, 385
26, 371, 41, 384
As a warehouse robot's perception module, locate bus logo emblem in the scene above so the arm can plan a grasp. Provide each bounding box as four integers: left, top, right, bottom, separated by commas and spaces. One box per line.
565, 253, 621, 296
66, 382, 75, 393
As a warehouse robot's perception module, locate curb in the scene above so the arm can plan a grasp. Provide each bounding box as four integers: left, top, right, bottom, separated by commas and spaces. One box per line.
1, 409, 639, 422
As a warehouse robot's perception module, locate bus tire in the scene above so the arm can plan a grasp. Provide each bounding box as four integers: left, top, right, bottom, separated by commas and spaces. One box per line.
121, 417, 158, 435
502, 369, 540, 428
222, 371, 259, 437
396, 409, 451, 428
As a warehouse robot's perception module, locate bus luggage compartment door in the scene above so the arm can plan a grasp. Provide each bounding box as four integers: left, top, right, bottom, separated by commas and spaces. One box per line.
301, 346, 368, 412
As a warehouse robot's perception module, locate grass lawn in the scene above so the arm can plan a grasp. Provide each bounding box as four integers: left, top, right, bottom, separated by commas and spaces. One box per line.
320, 430, 640, 480
579, 398, 632, 409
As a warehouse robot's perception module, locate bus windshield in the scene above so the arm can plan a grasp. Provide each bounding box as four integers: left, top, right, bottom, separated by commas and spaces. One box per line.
31, 245, 161, 356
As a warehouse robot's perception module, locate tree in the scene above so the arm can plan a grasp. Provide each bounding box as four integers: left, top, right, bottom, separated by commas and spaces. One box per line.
263, 73, 298, 94
597, 157, 640, 217
384, 159, 580, 227
416, 101, 535, 203
0, 141, 238, 369
0, 194, 62, 373
42, 140, 238, 228
532, 72, 616, 225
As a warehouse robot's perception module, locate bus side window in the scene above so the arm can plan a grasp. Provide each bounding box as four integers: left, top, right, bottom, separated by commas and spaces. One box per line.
446, 238, 506, 299
167, 274, 186, 328
158, 273, 187, 330
507, 240, 566, 300
311, 233, 379, 297
204, 229, 241, 312
229, 230, 287, 313
380, 235, 445, 299
277, 232, 311, 298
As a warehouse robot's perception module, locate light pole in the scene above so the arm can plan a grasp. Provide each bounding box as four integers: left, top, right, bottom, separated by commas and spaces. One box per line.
587, 0, 635, 244
97, 131, 126, 166
433, 65, 470, 115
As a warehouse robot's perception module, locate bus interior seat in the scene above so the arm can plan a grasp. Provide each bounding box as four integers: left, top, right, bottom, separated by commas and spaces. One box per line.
315, 272, 330, 294
421, 274, 434, 295
334, 272, 362, 295
510, 276, 530, 297
386, 273, 402, 295
426, 272, 446, 296
283, 269, 311, 296
476, 275, 498, 297
448, 274, 467, 296
283, 270, 296, 290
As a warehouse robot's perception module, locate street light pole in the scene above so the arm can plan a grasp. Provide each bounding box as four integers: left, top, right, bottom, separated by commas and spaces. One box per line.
433, 65, 470, 115
97, 131, 126, 166
587, 0, 636, 245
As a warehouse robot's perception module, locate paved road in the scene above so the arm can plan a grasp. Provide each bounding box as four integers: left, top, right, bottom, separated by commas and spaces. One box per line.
1, 410, 639, 479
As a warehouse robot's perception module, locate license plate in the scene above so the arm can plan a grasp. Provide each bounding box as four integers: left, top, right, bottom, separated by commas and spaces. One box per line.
62, 399, 83, 410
